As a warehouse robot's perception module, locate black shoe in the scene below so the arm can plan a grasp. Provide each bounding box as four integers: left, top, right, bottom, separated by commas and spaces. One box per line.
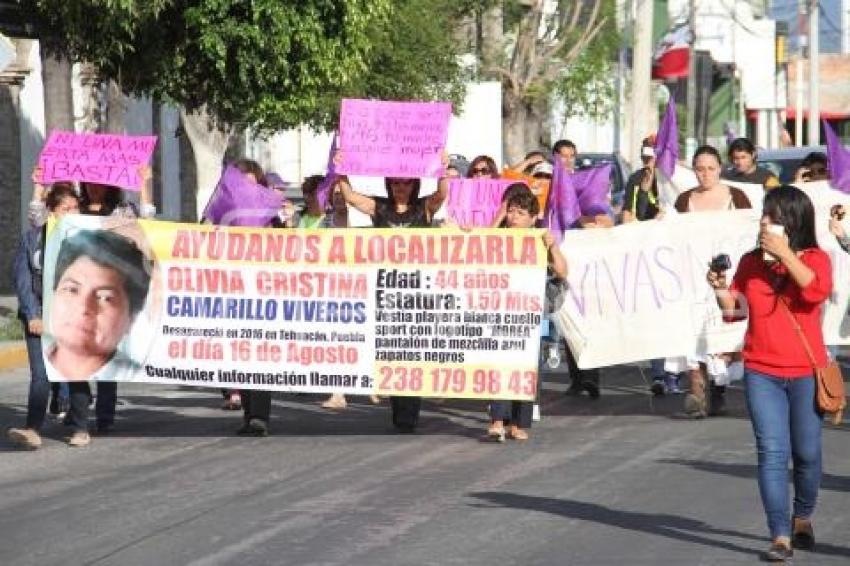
762, 542, 793, 562
237, 418, 268, 437
792, 519, 815, 550
706, 384, 726, 416
583, 381, 600, 399
95, 421, 114, 435
650, 378, 665, 396
393, 423, 416, 434
564, 382, 583, 396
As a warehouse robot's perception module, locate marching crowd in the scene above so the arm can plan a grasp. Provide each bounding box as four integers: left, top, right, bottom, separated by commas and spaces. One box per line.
5, 132, 846, 562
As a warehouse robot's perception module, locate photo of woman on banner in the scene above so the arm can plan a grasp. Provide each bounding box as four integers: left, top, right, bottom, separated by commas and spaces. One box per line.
42, 226, 152, 447
335, 151, 450, 432
487, 184, 567, 442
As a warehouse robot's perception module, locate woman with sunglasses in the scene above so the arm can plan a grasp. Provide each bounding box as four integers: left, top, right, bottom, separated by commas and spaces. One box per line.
467, 155, 500, 179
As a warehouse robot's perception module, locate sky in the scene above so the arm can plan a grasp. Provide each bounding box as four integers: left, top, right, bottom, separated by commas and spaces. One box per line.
770, 0, 844, 53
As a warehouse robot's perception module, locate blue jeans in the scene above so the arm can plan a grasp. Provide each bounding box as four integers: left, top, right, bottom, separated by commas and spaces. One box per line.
744, 370, 822, 539
23, 331, 50, 430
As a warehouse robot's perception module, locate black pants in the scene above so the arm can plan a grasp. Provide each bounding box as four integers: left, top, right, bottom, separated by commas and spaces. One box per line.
66, 382, 92, 432
242, 390, 272, 423
565, 344, 600, 389
489, 400, 533, 429
390, 397, 421, 429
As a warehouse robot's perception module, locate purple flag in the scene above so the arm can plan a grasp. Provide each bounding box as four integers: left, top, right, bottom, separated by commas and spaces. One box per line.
654, 97, 678, 179
545, 157, 581, 241
824, 121, 850, 193
574, 163, 613, 216
203, 165, 283, 227
315, 135, 338, 210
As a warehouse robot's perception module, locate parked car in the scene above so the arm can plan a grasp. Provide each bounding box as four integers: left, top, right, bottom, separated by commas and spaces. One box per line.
575, 152, 631, 214
756, 146, 827, 184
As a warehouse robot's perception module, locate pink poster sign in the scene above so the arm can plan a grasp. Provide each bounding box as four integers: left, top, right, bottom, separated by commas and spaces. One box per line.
445, 178, 525, 227
38, 131, 158, 191
337, 99, 451, 178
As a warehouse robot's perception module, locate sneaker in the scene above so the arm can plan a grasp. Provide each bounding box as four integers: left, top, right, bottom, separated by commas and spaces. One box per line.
664, 374, 682, 394
237, 418, 268, 437
532, 403, 541, 422
67, 431, 91, 448
95, 421, 114, 435
650, 377, 665, 396
8, 427, 42, 450
683, 393, 708, 419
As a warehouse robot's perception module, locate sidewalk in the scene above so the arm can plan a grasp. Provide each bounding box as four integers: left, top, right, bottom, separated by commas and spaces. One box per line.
0, 342, 25, 371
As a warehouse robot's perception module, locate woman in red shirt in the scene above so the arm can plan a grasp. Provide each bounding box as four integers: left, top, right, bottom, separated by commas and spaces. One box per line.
707, 185, 831, 562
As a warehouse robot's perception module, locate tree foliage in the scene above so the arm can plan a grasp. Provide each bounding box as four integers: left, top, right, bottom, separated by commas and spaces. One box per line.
27, 0, 467, 132
455, 0, 620, 160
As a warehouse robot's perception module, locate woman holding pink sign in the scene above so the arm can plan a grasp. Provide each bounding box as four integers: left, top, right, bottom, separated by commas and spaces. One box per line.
28, 164, 157, 435
336, 153, 450, 432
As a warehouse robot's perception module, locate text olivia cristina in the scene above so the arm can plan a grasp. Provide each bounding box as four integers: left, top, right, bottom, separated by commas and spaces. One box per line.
169, 229, 540, 265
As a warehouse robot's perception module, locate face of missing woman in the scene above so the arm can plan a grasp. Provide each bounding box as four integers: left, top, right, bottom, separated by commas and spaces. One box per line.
50, 256, 133, 361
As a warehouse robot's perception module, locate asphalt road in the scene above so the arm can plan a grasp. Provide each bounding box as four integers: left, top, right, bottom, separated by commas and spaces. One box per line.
1, 364, 848, 566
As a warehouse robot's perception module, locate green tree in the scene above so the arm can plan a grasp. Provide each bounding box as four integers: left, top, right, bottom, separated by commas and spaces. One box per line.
459, 0, 620, 163
27, 0, 469, 216
28, 0, 392, 132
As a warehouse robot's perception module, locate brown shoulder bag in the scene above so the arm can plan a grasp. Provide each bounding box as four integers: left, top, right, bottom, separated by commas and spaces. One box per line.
778, 298, 846, 425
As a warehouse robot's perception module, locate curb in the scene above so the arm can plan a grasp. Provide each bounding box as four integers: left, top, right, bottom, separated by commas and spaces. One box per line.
0, 341, 27, 371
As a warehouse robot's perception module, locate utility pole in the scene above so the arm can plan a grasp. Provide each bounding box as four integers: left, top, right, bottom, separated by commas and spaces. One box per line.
630, 0, 653, 167
807, 0, 820, 145
796, 0, 807, 146
685, 0, 697, 155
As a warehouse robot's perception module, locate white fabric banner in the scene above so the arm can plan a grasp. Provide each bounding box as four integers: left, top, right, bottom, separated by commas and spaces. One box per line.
555, 181, 850, 368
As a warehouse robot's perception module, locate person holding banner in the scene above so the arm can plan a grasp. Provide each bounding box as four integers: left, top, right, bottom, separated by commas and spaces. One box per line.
721, 138, 780, 190
296, 175, 358, 410
707, 185, 831, 562
336, 161, 449, 432
675, 145, 753, 418
487, 185, 567, 442
29, 164, 156, 434
7, 185, 80, 450
44, 229, 152, 447
622, 138, 680, 395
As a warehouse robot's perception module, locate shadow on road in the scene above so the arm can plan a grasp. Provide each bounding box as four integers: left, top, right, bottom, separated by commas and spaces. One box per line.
469, 491, 762, 558
470, 491, 850, 560
659, 458, 850, 493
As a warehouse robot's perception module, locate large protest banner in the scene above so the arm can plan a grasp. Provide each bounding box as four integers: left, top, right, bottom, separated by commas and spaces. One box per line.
336, 99, 451, 178
554, 181, 850, 369
38, 131, 158, 191
41, 215, 546, 400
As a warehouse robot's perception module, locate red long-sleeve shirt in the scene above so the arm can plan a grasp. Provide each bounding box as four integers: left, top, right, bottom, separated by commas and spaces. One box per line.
728, 248, 833, 377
